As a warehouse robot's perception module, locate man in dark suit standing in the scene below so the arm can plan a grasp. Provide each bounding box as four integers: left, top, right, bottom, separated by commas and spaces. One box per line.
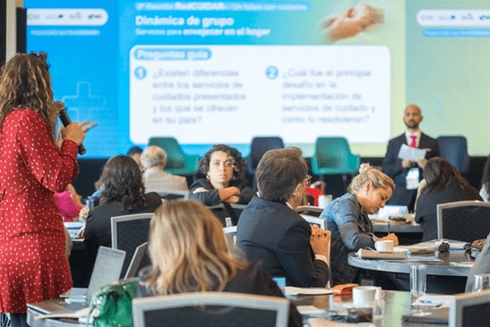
236, 147, 330, 287
382, 104, 439, 211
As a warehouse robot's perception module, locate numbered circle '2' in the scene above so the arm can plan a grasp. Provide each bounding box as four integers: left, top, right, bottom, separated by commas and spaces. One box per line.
266, 66, 278, 80
135, 66, 147, 80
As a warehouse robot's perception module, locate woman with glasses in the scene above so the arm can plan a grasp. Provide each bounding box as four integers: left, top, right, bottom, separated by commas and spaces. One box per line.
189, 144, 253, 206
236, 147, 331, 287
0, 53, 96, 326
320, 163, 398, 285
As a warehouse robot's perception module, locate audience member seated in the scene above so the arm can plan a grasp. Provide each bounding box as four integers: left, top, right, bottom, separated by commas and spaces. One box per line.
137, 200, 302, 327
415, 157, 482, 242
479, 153, 490, 201
465, 233, 490, 292
320, 163, 398, 286
189, 144, 253, 206
127, 146, 143, 170
141, 145, 188, 193
236, 147, 331, 287
83, 155, 162, 284
91, 146, 143, 198
54, 183, 84, 222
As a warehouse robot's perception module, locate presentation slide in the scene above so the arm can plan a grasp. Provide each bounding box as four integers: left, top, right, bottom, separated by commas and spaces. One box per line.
23, 0, 489, 157
129, 45, 390, 144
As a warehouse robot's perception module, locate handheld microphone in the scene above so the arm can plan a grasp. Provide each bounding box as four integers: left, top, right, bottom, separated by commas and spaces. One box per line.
55, 100, 86, 155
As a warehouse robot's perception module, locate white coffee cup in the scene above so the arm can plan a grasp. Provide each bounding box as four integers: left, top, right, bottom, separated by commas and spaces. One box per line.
375, 240, 394, 252
352, 286, 380, 308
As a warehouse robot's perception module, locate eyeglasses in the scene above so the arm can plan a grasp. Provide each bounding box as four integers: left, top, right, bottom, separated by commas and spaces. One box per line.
305, 175, 312, 186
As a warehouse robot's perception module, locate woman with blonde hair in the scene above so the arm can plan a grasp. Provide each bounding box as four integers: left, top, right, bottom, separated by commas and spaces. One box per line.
137, 200, 302, 327
320, 163, 398, 285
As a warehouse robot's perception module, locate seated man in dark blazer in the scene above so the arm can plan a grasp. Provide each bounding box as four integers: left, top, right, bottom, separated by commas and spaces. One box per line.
382, 104, 439, 211
236, 147, 330, 287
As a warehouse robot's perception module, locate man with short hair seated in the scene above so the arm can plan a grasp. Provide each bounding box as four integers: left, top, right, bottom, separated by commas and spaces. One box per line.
236, 147, 331, 287
141, 146, 189, 193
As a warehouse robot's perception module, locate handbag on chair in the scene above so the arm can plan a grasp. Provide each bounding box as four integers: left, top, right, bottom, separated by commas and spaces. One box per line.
86, 279, 138, 327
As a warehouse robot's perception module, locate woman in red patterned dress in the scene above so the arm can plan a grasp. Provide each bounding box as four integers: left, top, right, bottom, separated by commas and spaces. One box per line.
0, 53, 95, 326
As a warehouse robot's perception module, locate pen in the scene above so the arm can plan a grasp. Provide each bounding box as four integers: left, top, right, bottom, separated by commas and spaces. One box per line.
387, 222, 391, 234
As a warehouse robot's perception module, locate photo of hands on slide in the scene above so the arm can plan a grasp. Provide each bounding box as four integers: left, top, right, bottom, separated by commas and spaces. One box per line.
322, 4, 384, 42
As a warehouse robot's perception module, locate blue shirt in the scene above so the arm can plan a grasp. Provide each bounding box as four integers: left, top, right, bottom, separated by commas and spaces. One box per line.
320, 193, 375, 284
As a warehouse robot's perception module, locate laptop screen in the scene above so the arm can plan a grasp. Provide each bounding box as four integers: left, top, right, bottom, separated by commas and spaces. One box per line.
87, 246, 126, 300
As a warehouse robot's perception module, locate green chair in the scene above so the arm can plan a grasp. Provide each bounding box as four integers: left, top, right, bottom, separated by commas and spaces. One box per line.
148, 137, 199, 177
312, 137, 360, 187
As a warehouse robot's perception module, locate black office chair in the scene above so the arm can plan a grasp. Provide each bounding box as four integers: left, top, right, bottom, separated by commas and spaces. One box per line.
437, 201, 490, 242
436, 136, 470, 174
132, 292, 289, 327
111, 213, 153, 278
248, 137, 285, 191
207, 203, 247, 227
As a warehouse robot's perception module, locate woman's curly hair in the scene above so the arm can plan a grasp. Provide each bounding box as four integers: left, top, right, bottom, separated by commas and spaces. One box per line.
96, 155, 147, 211
198, 144, 247, 181
0, 52, 58, 142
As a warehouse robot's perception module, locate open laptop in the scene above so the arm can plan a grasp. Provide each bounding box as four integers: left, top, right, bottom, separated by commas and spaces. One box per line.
27, 246, 126, 315
124, 242, 148, 279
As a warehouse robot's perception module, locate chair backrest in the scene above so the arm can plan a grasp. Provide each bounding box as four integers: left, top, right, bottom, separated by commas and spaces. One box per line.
295, 205, 324, 217
248, 137, 285, 172
132, 292, 290, 327
157, 190, 189, 201
315, 137, 356, 169
436, 136, 470, 173
437, 201, 490, 242
111, 213, 153, 278
449, 289, 490, 327
301, 215, 327, 230
148, 137, 186, 169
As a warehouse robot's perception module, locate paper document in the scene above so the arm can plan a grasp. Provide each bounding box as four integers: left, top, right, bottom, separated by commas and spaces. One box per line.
412, 295, 453, 308
394, 245, 435, 253
34, 307, 89, 320
398, 144, 427, 161
285, 287, 332, 296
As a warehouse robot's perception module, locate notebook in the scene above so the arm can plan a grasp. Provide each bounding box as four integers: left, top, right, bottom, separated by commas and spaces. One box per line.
27, 246, 126, 315
356, 249, 407, 260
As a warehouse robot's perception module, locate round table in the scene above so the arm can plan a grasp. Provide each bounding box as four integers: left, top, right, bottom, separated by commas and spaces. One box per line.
292, 290, 446, 327
348, 250, 473, 277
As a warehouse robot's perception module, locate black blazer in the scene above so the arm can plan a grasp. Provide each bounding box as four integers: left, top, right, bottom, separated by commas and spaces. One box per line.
236, 196, 329, 287
83, 193, 162, 284
382, 132, 440, 185
382, 133, 439, 208
415, 180, 482, 241
188, 178, 254, 206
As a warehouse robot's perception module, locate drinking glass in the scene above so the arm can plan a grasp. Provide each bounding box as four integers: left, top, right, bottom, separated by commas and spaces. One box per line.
472, 274, 490, 293
410, 264, 426, 302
